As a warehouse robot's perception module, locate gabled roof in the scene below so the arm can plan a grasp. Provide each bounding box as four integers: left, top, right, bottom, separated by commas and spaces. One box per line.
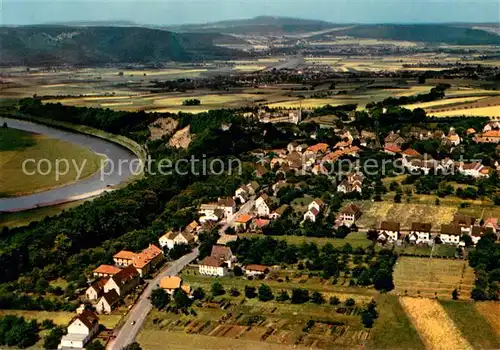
200, 256, 225, 267
73, 309, 99, 330
185, 220, 200, 233
211, 245, 233, 260
113, 250, 136, 260
307, 208, 319, 216
380, 221, 400, 232
218, 197, 236, 207
341, 204, 361, 215
402, 148, 421, 157
253, 218, 270, 228
453, 214, 475, 226
273, 204, 289, 216
311, 198, 325, 207
160, 276, 182, 290
244, 264, 269, 272
111, 265, 139, 286
411, 222, 432, 232
306, 143, 329, 154
440, 224, 462, 235
384, 144, 402, 153
89, 278, 108, 294
235, 214, 253, 224
216, 234, 239, 245
101, 289, 120, 306
93, 264, 122, 276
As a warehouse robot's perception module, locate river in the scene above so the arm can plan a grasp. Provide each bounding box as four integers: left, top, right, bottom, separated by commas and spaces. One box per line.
0, 117, 139, 212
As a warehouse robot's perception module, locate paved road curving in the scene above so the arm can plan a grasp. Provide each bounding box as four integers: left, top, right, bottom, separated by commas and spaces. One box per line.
0, 117, 138, 212
108, 248, 200, 350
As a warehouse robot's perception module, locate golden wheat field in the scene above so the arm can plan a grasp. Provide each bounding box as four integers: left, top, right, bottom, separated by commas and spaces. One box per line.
400, 297, 472, 350
430, 106, 500, 117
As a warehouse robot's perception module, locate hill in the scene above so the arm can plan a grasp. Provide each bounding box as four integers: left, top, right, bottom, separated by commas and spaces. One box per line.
0, 26, 244, 66
168, 16, 343, 35
331, 24, 500, 45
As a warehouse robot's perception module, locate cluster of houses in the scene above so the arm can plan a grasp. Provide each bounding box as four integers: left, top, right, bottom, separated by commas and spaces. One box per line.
87, 244, 163, 314
198, 244, 269, 278
473, 121, 500, 143
246, 108, 302, 125
376, 214, 499, 246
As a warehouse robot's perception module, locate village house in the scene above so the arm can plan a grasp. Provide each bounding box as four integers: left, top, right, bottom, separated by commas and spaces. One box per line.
244, 264, 270, 277
303, 198, 325, 223
304, 143, 330, 158
184, 220, 200, 235
474, 130, 500, 143
255, 194, 273, 217
447, 129, 461, 146
58, 309, 99, 349
159, 275, 191, 295
483, 217, 499, 236
254, 164, 269, 178
251, 218, 270, 232
337, 172, 364, 194
113, 250, 136, 268
483, 121, 500, 132
93, 264, 121, 278
384, 131, 406, 148
377, 221, 400, 243
408, 222, 432, 244
452, 214, 476, 235
217, 233, 239, 246
104, 265, 140, 296
269, 204, 289, 220
85, 278, 108, 301
439, 224, 462, 244
159, 230, 196, 250
384, 144, 402, 155
234, 213, 253, 231
211, 245, 237, 268
132, 244, 163, 277
470, 226, 488, 245
199, 209, 224, 224
338, 204, 362, 227
456, 162, 490, 178
198, 256, 228, 277
218, 197, 237, 217
95, 289, 120, 314
199, 203, 219, 216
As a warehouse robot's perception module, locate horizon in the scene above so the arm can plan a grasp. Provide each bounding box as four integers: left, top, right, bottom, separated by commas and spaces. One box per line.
1, 1, 499, 26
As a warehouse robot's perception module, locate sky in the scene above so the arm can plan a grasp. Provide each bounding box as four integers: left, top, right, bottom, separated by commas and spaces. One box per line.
1, 0, 499, 25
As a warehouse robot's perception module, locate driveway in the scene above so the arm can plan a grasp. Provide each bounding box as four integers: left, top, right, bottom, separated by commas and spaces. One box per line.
107, 248, 199, 350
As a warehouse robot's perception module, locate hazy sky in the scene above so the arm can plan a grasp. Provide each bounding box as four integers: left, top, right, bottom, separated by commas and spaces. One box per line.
1, 0, 499, 25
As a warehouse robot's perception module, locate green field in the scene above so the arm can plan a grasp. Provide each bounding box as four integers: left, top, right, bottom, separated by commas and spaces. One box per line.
0, 127, 104, 197
241, 232, 373, 249
440, 300, 500, 349
368, 295, 425, 350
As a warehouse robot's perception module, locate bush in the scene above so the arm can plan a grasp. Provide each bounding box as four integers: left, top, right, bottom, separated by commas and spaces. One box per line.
329, 296, 340, 305
344, 298, 355, 307
244, 286, 256, 299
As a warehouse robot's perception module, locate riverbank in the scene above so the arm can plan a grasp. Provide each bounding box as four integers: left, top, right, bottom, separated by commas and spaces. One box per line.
0, 116, 142, 213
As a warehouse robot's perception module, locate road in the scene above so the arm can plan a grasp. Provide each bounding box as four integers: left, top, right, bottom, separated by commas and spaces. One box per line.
219, 197, 255, 234
108, 248, 199, 350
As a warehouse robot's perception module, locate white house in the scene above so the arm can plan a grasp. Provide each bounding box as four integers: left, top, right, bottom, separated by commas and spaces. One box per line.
85, 278, 108, 301
211, 245, 236, 268
338, 204, 362, 227
303, 208, 320, 222
377, 221, 400, 243
104, 265, 140, 296
198, 256, 228, 277
308, 198, 325, 213
58, 310, 99, 349
218, 197, 236, 217
439, 224, 461, 244
159, 230, 195, 249
95, 289, 120, 314
244, 264, 270, 277
408, 222, 432, 244
255, 194, 272, 217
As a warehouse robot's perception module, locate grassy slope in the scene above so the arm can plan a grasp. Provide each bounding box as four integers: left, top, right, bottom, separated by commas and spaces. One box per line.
0, 127, 104, 197
368, 295, 425, 350
440, 300, 500, 349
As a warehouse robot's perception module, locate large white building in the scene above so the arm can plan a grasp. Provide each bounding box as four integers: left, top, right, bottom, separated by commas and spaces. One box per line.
58, 310, 99, 349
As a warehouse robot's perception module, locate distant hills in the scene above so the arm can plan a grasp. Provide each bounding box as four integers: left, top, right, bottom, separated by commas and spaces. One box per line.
0, 26, 244, 66
171, 16, 500, 45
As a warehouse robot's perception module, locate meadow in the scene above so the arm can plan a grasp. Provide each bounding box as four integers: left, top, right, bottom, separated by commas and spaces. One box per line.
0, 127, 104, 197
240, 232, 373, 249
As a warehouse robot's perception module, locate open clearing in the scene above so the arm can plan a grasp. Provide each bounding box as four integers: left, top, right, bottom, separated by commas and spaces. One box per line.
440, 300, 500, 349
240, 232, 373, 249
400, 297, 472, 350
0, 128, 104, 197
393, 257, 475, 299
355, 201, 456, 229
